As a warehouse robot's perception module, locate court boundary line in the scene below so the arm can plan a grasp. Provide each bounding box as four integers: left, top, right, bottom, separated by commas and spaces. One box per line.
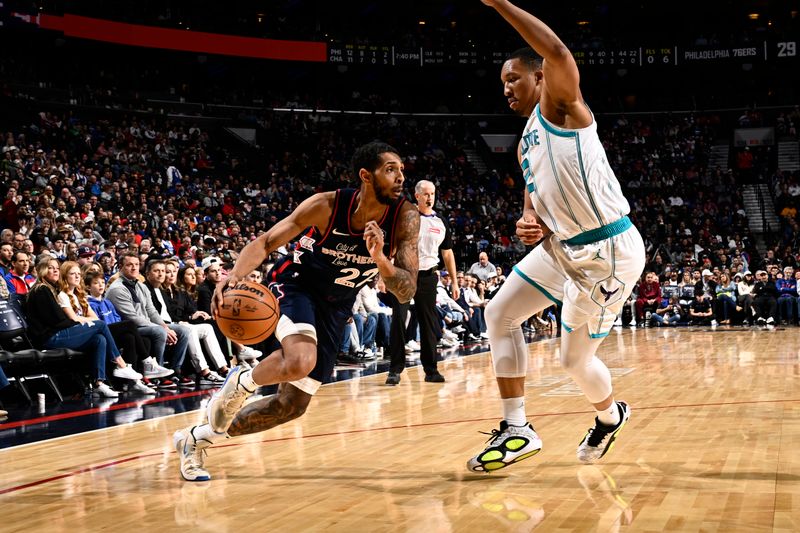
2, 394, 799, 496
0, 333, 558, 448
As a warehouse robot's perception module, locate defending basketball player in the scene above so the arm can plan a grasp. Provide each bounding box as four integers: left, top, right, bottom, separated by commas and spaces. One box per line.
173, 141, 420, 481
466, 0, 646, 472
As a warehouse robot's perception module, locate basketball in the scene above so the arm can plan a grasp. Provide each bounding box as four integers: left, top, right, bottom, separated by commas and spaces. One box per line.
216, 280, 280, 344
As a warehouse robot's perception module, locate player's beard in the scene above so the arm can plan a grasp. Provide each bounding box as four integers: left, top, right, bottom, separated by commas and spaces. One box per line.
374, 185, 395, 206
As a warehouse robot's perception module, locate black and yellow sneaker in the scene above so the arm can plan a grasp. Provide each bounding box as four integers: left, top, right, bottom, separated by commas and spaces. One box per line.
577, 401, 631, 464
467, 421, 543, 473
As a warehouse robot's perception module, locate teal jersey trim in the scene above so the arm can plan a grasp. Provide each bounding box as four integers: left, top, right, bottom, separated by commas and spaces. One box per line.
512, 266, 562, 305
535, 104, 576, 138
544, 129, 584, 231
521, 153, 559, 233
563, 216, 632, 246
575, 132, 604, 226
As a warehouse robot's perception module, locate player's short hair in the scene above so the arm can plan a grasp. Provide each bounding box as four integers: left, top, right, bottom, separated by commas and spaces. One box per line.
352, 141, 400, 177
508, 47, 543, 70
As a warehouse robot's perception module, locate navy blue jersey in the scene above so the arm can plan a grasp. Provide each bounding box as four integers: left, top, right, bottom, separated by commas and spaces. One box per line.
268, 189, 407, 304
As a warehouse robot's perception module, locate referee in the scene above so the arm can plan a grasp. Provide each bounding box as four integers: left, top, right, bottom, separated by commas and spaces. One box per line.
386, 180, 459, 385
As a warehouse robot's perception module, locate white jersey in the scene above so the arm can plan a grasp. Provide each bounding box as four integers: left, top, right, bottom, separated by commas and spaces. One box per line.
521, 103, 630, 242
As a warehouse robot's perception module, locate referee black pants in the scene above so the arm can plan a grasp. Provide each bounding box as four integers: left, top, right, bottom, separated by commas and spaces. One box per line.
388, 269, 441, 375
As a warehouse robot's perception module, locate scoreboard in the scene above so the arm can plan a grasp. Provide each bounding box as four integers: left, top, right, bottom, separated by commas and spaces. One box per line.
328, 41, 796, 68
328, 44, 392, 65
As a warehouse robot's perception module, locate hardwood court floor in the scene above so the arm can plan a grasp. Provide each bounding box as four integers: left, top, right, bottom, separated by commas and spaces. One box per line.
1, 327, 799, 532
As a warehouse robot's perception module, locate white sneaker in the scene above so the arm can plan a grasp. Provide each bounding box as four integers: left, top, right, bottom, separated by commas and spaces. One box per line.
711, 319, 719, 327
94, 382, 120, 398
467, 421, 543, 473
143, 357, 174, 379
613, 316, 623, 326
479, 332, 490, 340
443, 330, 459, 341
113, 365, 143, 381
577, 401, 631, 464
238, 346, 262, 359
173, 427, 211, 482
206, 366, 256, 433
199, 371, 226, 385
405, 340, 421, 352
440, 337, 458, 348
131, 380, 157, 395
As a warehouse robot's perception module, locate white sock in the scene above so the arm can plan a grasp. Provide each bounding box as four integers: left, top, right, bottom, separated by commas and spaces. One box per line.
192, 423, 229, 445
502, 397, 527, 427
238, 369, 257, 393
596, 402, 621, 426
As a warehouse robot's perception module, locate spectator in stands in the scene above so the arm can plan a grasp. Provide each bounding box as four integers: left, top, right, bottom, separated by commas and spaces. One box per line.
245, 269, 263, 284
105, 252, 187, 386
352, 288, 379, 359
752, 270, 778, 327
0, 243, 13, 278
196, 256, 222, 315
652, 295, 682, 327
776, 266, 797, 325
57, 260, 144, 382
194, 265, 206, 286
142, 259, 198, 387
735, 272, 756, 325
161, 259, 230, 381
86, 271, 164, 393
689, 292, 714, 326
356, 278, 391, 355
435, 271, 466, 344
25, 258, 133, 398
714, 272, 737, 325
695, 269, 718, 324
177, 265, 200, 301
1, 188, 21, 231
485, 266, 506, 300
76, 246, 95, 266
462, 274, 488, 339
4, 251, 35, 295
635, 272, 661, 326
467, 252, 496, 282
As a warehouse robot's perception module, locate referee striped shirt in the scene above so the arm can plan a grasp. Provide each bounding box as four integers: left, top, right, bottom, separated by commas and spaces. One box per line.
418, 212, 452, 271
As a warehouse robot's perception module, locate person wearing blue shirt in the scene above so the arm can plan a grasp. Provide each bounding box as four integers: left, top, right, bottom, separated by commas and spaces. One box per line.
86, 271, 166, 394
776, 266, 797, 325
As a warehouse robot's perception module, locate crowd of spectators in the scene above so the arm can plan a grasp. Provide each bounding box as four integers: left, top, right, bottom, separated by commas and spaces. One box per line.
1, 98, 799, 411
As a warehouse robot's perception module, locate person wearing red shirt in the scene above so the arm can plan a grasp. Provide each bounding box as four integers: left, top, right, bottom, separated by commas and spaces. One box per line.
635, 272, 661, 326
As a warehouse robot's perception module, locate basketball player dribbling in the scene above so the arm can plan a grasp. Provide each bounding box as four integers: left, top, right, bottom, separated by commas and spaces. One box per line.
466, 0, 646, 472
173, 141, 420, 481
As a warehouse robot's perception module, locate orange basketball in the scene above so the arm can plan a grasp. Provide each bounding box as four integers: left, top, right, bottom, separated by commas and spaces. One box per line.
216, 280, 280, 344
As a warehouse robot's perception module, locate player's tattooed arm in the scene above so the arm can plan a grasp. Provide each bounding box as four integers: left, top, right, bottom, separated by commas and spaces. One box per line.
377, 205, 419, 303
